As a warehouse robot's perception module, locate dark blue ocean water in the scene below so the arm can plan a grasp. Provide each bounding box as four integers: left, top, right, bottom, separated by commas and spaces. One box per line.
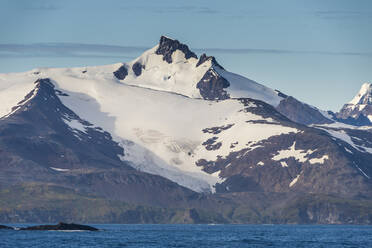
1, 224, 372, 248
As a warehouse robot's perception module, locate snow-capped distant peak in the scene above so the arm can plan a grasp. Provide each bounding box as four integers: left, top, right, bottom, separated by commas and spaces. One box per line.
336, 82, 372, 125
349, 82, 372, 105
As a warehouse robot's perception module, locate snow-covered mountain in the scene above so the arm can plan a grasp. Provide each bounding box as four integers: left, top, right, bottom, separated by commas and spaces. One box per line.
114, 36, 283, 105
336, 83, 372, 125
1, 36, 372, 224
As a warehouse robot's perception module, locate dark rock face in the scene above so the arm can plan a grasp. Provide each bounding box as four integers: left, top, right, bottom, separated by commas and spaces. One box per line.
196, 69, 230, 100
132, 62, 144, 77
155, 36, 197, 63
202, 137, 222, 151
195, 52, 231, 100
276, 96, 333, 125
20, 222, 98, 231
0, 225, 13, 230
215, 175, 263, 193
194, 98, 372, 198
196, 53, 224, 70
113, 65, 128, 80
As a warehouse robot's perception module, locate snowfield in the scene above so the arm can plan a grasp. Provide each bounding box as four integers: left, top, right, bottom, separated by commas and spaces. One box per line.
0, 58, 295, 193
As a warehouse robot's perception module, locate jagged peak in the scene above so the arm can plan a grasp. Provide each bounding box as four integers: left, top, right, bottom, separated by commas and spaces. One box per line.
349, 82, 372, 105
159, 35, 175, 41
155, 36, 197, 63
34, 78, 55, 89
196, 53, 224, 70
2, 78, 59, 119
113, 36, 281, 105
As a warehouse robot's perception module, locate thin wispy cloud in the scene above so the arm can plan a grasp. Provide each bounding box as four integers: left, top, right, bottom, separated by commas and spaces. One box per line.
201, 48, 372, 57
314, 10, 372, 20
0, 43, 147, 59
0, 43, 371, 59
118, 5, 218, 15
15, 0, 61, 11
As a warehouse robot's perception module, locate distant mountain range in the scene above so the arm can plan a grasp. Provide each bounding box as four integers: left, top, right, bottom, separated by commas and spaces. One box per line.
0, 36, 371, 224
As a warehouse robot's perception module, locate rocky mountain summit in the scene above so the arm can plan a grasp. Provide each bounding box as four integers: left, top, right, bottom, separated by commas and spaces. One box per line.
0, 36, 371, 224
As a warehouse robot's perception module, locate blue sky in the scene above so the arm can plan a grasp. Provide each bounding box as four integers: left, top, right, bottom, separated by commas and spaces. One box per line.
1, 0, 371, 111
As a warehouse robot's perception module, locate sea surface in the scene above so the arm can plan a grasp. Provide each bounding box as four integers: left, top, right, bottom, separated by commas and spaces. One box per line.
1, 224, 372, 247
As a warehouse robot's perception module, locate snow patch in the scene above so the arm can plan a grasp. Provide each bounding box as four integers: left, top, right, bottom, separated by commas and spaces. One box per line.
280, 161, 288, 168
289, 174, 300, 187
272, 141, 329, 165
353, 162, 370, 179
63, 118, 86, 133
272, 142, 315, 163
344, 147, 353, 154
359, 104, 367, 111
50, 167, 70, 172
257, 161, 264, 166
309, 155, 329, 164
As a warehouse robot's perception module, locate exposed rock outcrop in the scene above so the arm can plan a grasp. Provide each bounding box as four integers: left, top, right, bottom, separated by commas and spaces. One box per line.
0, 225, 13, 230
155, 36, 197, 63
276, 96, 333, 125
196, 69, 230, 100
196, 53, 224, 69
113, 65, 128, 80
132, 62, 144, 76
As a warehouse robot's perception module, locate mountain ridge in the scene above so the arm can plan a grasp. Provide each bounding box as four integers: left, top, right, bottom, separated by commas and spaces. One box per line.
0, 36, 371, 224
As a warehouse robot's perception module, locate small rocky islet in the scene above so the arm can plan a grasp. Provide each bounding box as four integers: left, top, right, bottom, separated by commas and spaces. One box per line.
0, 225, 14, 230
0, 222, 98, 231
